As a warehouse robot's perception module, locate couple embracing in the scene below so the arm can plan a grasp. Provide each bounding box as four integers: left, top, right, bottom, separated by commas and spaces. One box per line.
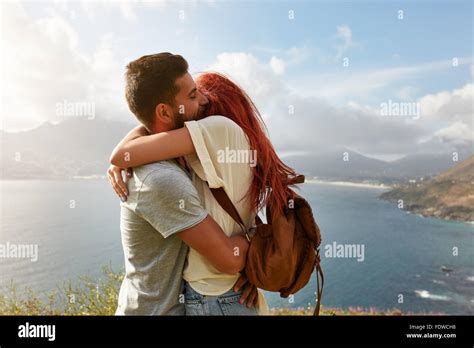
107, 52, 299, 315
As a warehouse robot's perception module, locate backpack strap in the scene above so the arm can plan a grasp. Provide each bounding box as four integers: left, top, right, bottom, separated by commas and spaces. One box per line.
208, 185, 251, 242
208, 178, 324, 316
208, 174, 305, 240
313, 252, 324, 316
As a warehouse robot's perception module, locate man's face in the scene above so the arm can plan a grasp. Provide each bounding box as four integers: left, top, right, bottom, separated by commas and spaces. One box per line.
171, 73, 209, 129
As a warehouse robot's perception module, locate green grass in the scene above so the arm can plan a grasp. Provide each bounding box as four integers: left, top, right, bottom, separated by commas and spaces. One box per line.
270, 307, 443, 316
0, 266, 442, 316
0, 265, 122, 316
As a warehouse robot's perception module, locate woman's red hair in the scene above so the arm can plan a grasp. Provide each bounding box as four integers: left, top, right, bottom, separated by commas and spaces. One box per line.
196, 72, 297, 213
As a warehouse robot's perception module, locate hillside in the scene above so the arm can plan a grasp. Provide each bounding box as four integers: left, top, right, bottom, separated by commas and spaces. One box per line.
1, 117, 471, 182
0, 266, 441, 316
380, 155, 474, 222
0, 117, 134, 179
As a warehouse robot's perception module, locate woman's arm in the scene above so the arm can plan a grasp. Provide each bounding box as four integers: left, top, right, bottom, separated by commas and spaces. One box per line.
109, 125, 196, 168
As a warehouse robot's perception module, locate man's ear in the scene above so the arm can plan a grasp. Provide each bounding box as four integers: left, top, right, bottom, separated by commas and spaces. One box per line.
154, 103, 174, 126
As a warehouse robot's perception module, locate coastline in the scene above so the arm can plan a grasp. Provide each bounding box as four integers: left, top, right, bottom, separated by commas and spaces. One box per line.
305, 179, 392, 190
397, 205, 474, 225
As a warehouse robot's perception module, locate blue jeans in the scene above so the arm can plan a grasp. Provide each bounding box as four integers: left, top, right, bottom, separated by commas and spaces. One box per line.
184, 282, 258, 316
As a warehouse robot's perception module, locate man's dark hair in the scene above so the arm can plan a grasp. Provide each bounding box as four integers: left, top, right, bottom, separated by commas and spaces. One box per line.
125, 52, 189, 131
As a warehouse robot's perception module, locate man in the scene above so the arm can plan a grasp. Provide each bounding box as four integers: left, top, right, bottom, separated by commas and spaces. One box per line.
108, 53, 250, 315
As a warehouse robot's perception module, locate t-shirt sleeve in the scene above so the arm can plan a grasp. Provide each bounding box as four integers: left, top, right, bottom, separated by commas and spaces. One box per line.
135, 167, 208, 238
184, 115, 251, 189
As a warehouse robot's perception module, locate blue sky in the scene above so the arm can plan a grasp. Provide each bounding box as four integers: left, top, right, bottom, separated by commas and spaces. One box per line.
1, 0, 472, 159
19, 0, 473, 91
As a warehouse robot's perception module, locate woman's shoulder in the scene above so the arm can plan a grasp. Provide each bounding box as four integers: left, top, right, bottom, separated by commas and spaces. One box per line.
197, 115, 241, 132
186, 115, 249, 148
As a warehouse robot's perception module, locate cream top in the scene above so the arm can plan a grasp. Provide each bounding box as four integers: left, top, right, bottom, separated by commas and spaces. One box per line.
183, 115, 269, 315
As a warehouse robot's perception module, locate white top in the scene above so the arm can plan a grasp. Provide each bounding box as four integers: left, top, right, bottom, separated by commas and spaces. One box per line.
183, 115, 269, 315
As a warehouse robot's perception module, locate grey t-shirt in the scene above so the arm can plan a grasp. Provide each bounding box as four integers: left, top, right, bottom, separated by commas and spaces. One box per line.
116, 160, 208, 315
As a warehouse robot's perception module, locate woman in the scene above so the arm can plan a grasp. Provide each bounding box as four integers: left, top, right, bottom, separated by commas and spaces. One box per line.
109, 72, 296, 315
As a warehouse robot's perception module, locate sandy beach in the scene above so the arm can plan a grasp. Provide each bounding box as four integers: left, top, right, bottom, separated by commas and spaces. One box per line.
305, 179, 392, 189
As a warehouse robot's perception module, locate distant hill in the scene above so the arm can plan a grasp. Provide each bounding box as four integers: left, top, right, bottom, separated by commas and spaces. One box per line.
380, 155, 474, 222
0, 117, 471, 182
0, 117, 134, 179
284, 149, 472, 183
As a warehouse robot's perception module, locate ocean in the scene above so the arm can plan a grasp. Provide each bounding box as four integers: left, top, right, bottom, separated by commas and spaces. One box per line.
1, 179, 473, 314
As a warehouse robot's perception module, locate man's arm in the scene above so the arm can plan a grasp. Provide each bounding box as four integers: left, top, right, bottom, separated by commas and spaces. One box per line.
134, 166, 248, 276
177, 216, 249, 275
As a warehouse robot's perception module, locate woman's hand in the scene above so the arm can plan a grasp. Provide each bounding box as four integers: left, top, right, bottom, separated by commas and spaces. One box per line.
107, 165, 132, 202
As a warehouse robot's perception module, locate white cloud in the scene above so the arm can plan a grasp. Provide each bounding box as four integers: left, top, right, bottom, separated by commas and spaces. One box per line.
269, 56, 285, 75
336, 24, 352, 42
207, 52, 473, 157
417, 83, 473, 146
207, 52, 441, 156
392, 53, 401, 60
208, 52, 285, 107
397, 86, 418, 100
286, 46, 310, 65
79, 0, 167, 22
294, 57, 473, 102
1, 1, 470, 159
249, 45, 310, 68
419, 83, 473, 124
0, 2, 128, 131
434, 121, 472, 144
335, 24, 355, 61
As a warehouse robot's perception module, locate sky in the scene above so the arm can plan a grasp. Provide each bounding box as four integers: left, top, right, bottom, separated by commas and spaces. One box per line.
0, 0, 472, 160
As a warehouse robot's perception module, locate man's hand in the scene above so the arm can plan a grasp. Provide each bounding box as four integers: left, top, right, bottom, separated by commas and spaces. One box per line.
107, 165, 132, 201
234, 274, 258, 308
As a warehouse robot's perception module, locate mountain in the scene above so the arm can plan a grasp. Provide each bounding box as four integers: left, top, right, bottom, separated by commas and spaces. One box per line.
1, 117, 471, 182
0, 117, 135, 179
388, 152, 470, 177
379, 155, 474, 222
284, 150, 393, 182
283, 149, 472, 183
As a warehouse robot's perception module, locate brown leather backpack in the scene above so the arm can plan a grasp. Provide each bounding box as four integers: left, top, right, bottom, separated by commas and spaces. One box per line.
209, 175, 324, 315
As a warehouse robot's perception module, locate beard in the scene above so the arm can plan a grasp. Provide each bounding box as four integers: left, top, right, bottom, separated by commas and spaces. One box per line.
197, 101, 210, 120
172, 111, 186, 130
172, 105, 205, 129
